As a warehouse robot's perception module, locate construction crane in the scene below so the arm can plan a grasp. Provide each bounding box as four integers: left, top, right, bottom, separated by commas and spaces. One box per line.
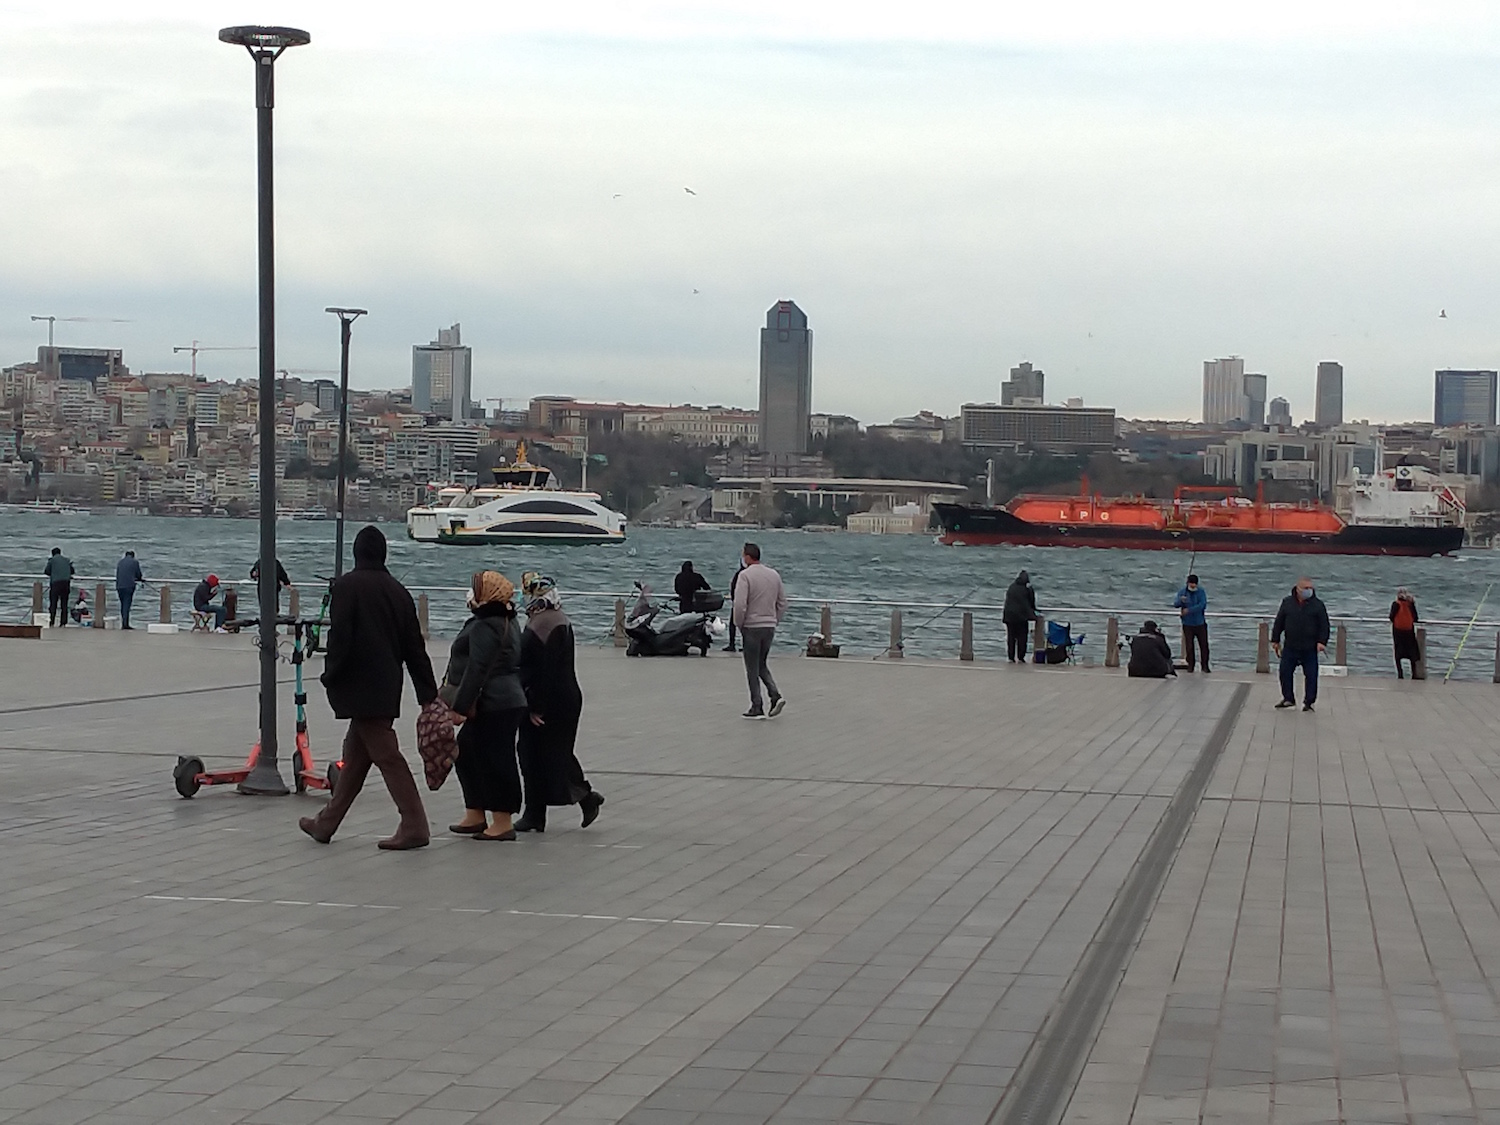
485, 397, 506, 419
30, 314, 132, 348
173, 341, 254, 379
275, 368, 338, 405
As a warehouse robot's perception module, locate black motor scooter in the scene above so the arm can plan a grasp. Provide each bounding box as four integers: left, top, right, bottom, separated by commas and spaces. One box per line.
625, 583, 722, 656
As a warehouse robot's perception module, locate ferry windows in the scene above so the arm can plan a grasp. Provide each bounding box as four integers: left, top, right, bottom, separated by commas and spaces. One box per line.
507, 499, 596, 515
498, 520, 611, 536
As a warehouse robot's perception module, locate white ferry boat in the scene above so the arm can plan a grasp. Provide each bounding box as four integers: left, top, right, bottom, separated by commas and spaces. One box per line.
406, 445, 627, 546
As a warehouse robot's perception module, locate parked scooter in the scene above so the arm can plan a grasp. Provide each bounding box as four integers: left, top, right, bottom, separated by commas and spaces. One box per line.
625, 581, 722, 656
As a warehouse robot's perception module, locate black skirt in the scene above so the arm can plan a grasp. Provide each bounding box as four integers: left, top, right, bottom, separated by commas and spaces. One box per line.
1392, 628, 1420, 662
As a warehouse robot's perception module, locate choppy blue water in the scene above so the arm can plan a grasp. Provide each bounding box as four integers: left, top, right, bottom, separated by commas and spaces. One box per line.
5, 512, 1500, 679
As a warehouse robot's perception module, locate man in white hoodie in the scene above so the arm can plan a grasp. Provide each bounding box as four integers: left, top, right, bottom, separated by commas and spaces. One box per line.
731, 542, 788, 718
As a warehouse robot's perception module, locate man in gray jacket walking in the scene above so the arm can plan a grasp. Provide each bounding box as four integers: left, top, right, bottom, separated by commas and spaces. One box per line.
731, 542, 788, 718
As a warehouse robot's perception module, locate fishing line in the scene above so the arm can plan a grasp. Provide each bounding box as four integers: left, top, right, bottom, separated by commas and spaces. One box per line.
875, 581, 991, 660
1443, 581, 1492, 683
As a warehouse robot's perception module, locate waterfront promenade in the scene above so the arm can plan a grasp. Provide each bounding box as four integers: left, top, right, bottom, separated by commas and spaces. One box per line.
0, 633, 1498, 1124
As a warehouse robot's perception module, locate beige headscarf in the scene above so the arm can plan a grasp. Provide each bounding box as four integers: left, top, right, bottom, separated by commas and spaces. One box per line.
470, 571, 514, 609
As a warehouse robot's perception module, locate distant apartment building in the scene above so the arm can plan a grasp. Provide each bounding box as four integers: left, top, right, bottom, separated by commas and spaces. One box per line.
810, 413, 861, 441
1242, 373, 1267, 427
623, 405, 759, 446
412, 324, 472, 422
38, 345, 125, 386
1202, 357, 1244, 424
960, 402, 1116, 453
1001, 361, 1044, 405
867, 411, 948, 443
1315, 362, 1343, 426
1268, 396, 1293, 428
1434, 369, 1498, 426
759, 300, 812, 454
528, 397, 627, 435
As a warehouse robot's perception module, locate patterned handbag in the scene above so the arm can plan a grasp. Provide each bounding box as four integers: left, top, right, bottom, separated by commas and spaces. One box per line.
415, 697, 460, 791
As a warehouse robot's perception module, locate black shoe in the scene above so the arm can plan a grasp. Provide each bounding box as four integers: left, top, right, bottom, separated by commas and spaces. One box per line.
513, 815, 545, 833
743, 707, 764, 719
448, 821, 487, 835
475, 828, 516, 842
723, 644, 737, 652
1202, 666, 1211, 673
768, 696, 786, 718
580, 792, 604, 829
121, 624, 133, 630
1275, 699, 1296, 709
1303, 702, 1315, 712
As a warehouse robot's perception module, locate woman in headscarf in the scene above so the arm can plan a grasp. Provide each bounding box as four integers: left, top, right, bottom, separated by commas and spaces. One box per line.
514, 572, 604, 832
1390, 586, 1420, 679
443, 571, 527, 840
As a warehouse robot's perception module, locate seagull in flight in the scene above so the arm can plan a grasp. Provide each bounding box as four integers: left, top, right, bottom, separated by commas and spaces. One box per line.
692, 288, 700, 294
612, 193, 622, 199
683, 187, 697, 195
1440, 309, 1448, 318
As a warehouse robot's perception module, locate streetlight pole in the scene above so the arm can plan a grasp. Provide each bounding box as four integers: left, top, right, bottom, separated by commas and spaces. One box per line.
324, 307, 367, 579
220, 24, 310, 797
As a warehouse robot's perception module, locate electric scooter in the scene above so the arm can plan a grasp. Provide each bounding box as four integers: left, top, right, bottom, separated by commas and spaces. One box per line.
173, 617, 342, 797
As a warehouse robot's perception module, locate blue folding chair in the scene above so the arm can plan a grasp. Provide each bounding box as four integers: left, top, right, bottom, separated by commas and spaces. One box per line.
1042, 620, 1085, 664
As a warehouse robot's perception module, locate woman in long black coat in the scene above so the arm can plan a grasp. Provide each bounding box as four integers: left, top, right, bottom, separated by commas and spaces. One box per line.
514, 573, 604, 832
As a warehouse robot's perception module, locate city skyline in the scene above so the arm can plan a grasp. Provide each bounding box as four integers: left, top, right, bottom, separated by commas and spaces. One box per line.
5, 5, 1500, 423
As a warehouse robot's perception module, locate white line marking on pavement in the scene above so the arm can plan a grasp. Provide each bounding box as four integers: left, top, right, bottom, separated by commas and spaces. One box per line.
503, 908, 793, 931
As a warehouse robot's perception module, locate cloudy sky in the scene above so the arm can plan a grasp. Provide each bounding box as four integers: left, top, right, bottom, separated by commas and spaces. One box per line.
3, 1, 1500, 424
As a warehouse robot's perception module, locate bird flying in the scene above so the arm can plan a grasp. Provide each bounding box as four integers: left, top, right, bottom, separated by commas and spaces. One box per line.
1440, 309, 1448, 317
612, 193, 622, 198
683, 187, 697, 195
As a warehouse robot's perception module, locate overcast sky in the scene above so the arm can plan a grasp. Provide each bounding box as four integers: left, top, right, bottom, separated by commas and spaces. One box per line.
3, 1, 1500, 424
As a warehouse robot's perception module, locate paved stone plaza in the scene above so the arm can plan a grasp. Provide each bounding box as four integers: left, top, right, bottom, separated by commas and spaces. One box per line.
0, 631, 1497, 1123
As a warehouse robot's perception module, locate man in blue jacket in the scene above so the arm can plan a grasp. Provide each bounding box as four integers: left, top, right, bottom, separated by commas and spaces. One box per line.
1172, 573, 1210, 673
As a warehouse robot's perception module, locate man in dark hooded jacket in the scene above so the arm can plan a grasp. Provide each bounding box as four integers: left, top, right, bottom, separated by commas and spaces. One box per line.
1002, 570, 1038, 662
1271, 576, 1330, 712
299, 526, 438, 850
1128, 620, 1176, 679
674, 561, 711, 615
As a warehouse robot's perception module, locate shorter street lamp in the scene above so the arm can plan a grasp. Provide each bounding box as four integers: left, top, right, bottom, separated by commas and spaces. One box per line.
325, 307, 367, 579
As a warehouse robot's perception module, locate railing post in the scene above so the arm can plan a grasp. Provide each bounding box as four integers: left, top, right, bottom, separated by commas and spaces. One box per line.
93, 583, 106, 628
287, 586, 300, 621
160, 584, 171, 625
960, 611, 973, 662
31, 582, 42, 617
1105, 616, 1120, 668
1256, 621, 1270, 674
889, 608, 903, 658
1414, 628, 1427, 680
417, 593, 430, 640
1032, 617, 1045, 663
1335, 623, 1347, 666
613, 598, 627, 647
820, 604, 833, 646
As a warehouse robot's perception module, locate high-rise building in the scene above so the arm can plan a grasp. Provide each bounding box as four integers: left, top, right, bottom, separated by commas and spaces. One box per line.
1435, 369, 1498, 426
412, 324, 472, 422
38, 346, 125, 387
759, 301, 812, 454
1242, 373, 1267, 427
1268, 397, 1292, 428
1001, 361, 1044, 405
1202, 357, 1245, 424
1315, 362, 1343, 426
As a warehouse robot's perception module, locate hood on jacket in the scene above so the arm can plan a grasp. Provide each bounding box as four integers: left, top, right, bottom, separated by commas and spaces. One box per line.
353, 525, 387, 569
1015, 570, 1029, 585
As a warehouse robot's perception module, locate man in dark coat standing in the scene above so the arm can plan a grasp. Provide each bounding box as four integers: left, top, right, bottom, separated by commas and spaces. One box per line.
299, 526, 438, 850
1002, 570, 1038, 663
674, 561, 711, 615
1271, 576, 1330, 712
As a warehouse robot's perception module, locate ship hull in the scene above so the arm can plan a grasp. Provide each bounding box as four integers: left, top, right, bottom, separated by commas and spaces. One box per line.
932, 504, 1463, 557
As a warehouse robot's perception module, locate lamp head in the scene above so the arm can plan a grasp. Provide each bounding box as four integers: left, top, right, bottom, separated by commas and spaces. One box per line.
219, 25, 310, 51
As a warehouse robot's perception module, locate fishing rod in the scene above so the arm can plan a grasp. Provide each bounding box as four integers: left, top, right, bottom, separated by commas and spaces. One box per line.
875, 581, 991, 660
1443, 582, 1493, 683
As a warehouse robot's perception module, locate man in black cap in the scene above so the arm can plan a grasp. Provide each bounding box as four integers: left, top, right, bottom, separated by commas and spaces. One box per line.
1127, 620, 1176, 679
300, 525, 438, 850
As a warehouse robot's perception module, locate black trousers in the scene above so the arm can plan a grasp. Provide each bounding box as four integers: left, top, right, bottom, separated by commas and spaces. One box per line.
455, 708, 523, 813
48, 580, 70, 627
1005, 621, 1028, 661
518, 712, 591, 828
1182, 624, 1210, 670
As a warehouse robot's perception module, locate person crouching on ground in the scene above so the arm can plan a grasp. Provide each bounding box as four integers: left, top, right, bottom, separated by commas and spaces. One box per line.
1272, 576, 1330, 712
514, 572, 604, 833
1127, 620, 1176, 679
443, 571, 527, 842
1390, 586, 1420, 679
299, 526, 438, 850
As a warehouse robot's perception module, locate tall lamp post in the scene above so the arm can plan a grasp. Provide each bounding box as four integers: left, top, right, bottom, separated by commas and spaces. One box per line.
220, 24, 310, 796
324, 307, 367, 579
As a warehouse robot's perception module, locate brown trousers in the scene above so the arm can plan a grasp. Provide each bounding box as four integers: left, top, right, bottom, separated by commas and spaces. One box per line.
308, 717, 428, 841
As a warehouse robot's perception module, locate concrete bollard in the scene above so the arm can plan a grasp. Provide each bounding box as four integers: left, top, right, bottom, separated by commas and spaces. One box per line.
160, 585, 171, 625
889, 608, 903, 658
1494, 632, 1500, 684
287, 586, 300, 621
1105, 616, 1120, 668
417, 593, 430, 640
820, 604, 833, 645
613, 598, 627, 647
1256, 621, 1270, 674
1414, 628, 1427, 680
1335, 623, 1348, 666
31, 582, 42, 616
960, 611, 973, 662
1033, 617, 1045, 662
93, 583, 106, 628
